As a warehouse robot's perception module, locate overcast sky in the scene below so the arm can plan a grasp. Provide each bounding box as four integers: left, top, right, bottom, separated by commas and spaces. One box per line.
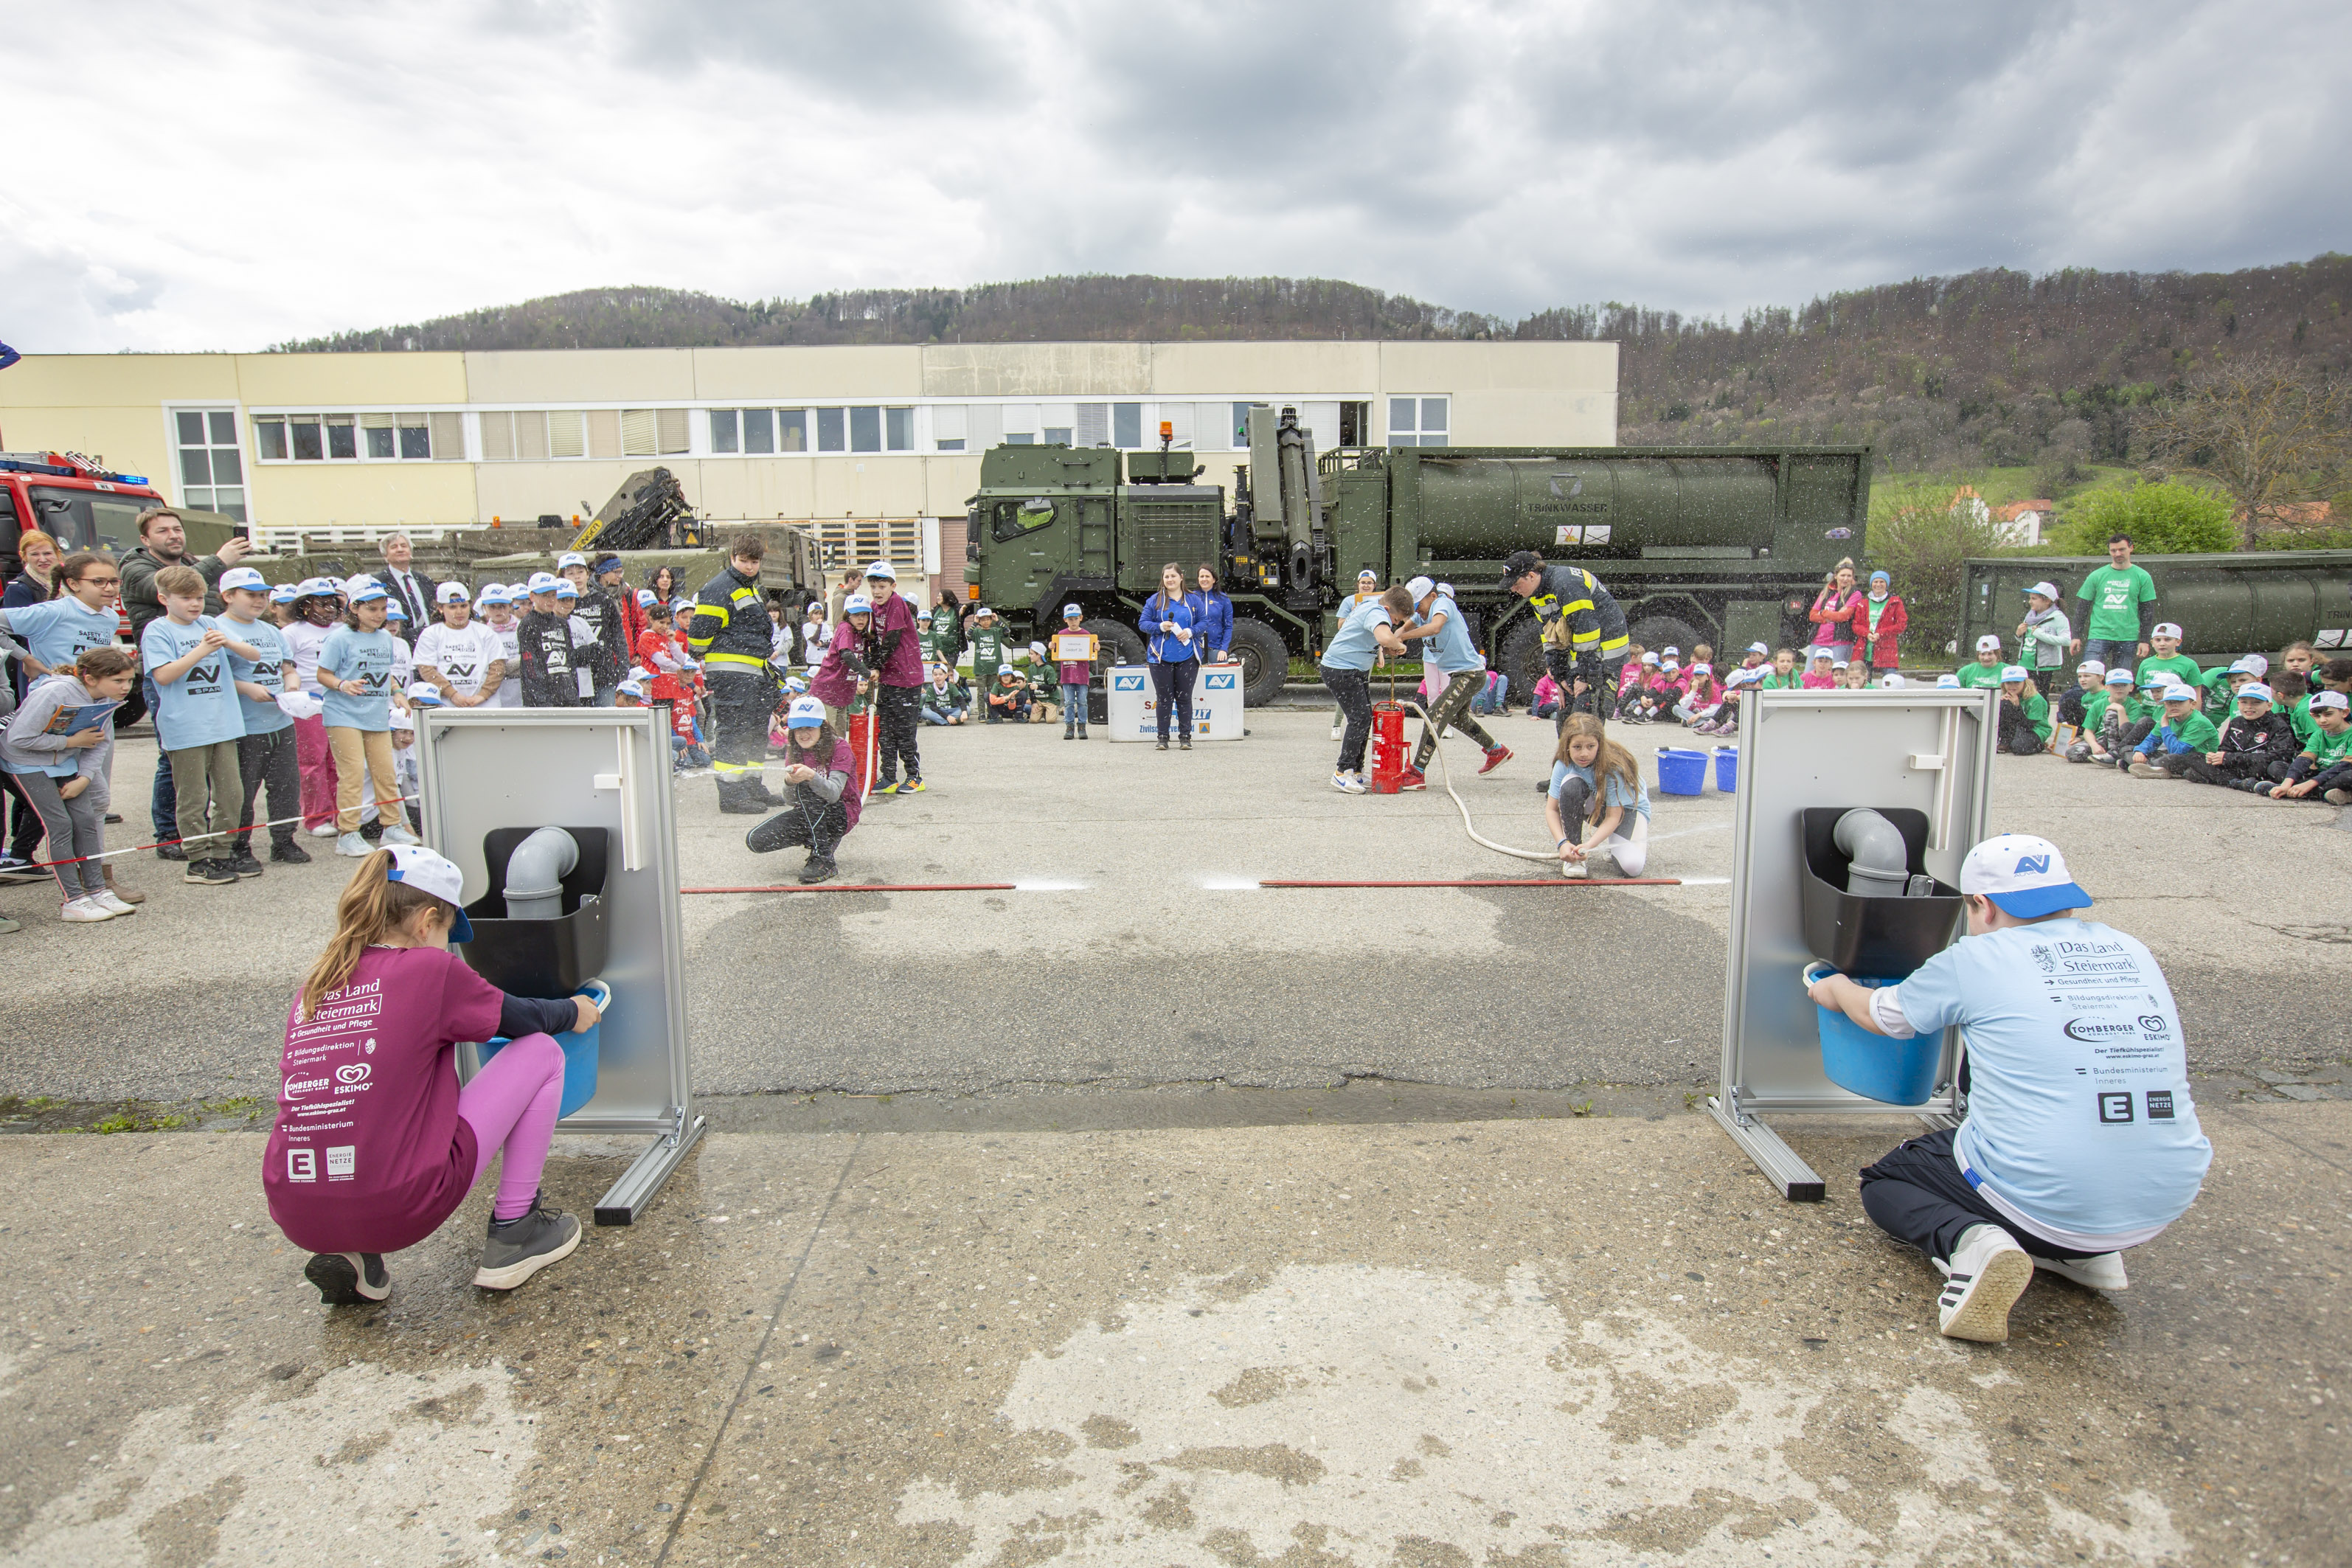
7, 0, 2348, 353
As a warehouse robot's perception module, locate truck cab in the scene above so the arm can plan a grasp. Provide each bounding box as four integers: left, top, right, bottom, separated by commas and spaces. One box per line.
0, 452, 175, 575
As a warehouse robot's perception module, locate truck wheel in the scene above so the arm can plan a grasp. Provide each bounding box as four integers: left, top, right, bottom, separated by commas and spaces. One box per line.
1084, 619, 1145, 676
1229, 619, 1290, 707
1499, 622, 1544, 706
1630, 614, 1701, 663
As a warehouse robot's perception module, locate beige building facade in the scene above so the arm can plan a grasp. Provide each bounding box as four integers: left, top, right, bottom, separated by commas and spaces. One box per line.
0, 340, 1617, 563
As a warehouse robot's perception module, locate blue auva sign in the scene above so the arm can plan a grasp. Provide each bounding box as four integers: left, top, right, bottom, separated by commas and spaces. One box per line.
1206, 673, 1237, 690
1113, 673, 1146, 691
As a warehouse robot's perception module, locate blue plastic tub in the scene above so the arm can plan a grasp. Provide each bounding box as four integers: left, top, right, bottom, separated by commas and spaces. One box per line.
479, 979, 608, 1118
1713, 744, 1738, 792
1802, 962, 1939, 1105
1656, 747, 1708, 796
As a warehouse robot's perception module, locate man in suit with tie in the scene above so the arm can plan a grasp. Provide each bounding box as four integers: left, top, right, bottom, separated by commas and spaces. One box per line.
378, 533, 437, 646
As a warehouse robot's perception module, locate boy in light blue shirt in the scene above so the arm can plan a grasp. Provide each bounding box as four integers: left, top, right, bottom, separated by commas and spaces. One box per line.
141, 563, 259, 884
217, 566, 308, 874
1392, 575, 1510, 785
1809, 834, 2210, 1343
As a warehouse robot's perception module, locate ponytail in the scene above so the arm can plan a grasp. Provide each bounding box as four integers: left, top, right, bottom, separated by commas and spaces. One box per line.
297, 851, 448, 1020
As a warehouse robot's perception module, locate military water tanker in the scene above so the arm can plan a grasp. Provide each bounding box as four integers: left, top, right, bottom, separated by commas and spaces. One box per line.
964, 406, 1873, 704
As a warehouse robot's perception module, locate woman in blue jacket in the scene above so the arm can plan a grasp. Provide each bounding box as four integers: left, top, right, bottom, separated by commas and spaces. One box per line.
1193, 564, 1234, 665
1139, 563, 1203, 751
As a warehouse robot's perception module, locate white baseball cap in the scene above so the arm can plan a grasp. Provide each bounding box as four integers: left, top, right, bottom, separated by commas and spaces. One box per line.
2161, 684, 2196, 703
218, 566, 267, 593
296, 577, 336, 597
405, 681, 445, 706
1640, 652, 1659, 665
1689, 662, 1711, 675
384, 844, 476, 940
785, 695, 825, 728
2152, 622, 2182, 639
783, 675, 808, 694
347, 578, 389, 605
558, 552, 587, 570
1881, 673, 1905, 687
2027, 581, 2060, 600
436, 581, 469, 604
526, 572, 561, 594
1747, 642, 1769, 655
2241, 653, 2269, 676
1960, 833, 2092, 917
1662, 646, 1680, 657
2078, 659, 2106, 675
1831, 659, 1850, 669
864, 560, 897, 580
555, 580, 579, 600
843, 594, 873, 614
616, 678, 647, 700
1976, 634, 2002, 652
271, 583, 300, 603
1999, 665, 2027, 683
2227, 657, 2260, 676
1935, 673, 1960, 689
1436, 582, 1454, 597
1404, 575, 1436, 601
478, 585, 512, 606
389, 710, 415, 732
997, 662, 1016, 674
2239, 683, 2274, 702
2104, 667, 2134, 685
1356, 569, 1378, 583
1063, 603, 1083, 617
2311, 690, 2349, 713
972, 603, 993, 617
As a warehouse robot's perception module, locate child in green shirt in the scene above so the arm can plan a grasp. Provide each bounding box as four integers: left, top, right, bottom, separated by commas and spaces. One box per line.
2199, 658, 2260, 724
2129, 684, 2221, 779
2135, 623, 2201, 691
1759, 648, 1800, 689
2257, 690, 2352, 803
2070, 667, 2153, 766
2053, 659, 2106, 748
1955, 634, 2007, 690
1994, 666, 2051, 755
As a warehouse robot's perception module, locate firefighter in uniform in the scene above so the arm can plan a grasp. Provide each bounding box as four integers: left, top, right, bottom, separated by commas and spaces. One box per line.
689, 533, 783, 814
1502, 549, 1630, 732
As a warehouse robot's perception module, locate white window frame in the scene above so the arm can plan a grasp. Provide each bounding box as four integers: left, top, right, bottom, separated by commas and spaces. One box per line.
164, 403, 250, 521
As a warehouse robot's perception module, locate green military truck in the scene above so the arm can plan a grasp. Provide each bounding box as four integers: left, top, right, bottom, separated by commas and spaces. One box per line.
1957, 550, 2352, 672
963, 407, 1874, 704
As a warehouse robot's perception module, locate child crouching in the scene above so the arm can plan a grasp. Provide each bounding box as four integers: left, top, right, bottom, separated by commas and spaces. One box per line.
1544, 712, 1651, 880
746, 696, 860, 882
266, 847, 599, 1303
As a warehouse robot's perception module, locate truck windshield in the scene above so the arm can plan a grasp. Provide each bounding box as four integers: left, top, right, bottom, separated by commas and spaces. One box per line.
29, 488, 150, 555
993, 497, 1056, 541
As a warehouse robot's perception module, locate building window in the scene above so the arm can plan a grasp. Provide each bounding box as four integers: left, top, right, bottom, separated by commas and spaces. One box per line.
1042, 425, 1072, 445
779, 410, 808, 451
711, 409, 738, 453
1390, 396, 1449, 446
817, 408, 847, 452
326, 415, 358, 459
1114, 403, 1142, 449
886, 406, 913, 451
743, 408, 774, 455
934, 405, 968, 453
172, 409, 246, 521
850, 406, 882, 453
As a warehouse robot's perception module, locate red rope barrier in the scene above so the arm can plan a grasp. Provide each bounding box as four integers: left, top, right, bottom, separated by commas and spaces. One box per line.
679, 882, 1017, 895
1254, 877, 1683, 888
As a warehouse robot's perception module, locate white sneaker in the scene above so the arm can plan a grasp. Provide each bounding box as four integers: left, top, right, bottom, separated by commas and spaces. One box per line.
92, 891, 138, 917
1331, 724, 1344, 740
1937, 1224, 2035, 1342
335, 832, 373, 858
1331, 771, 1366, 794
1558, 858, 1589, 878
60, 896, 114, 923
379, 825, 421, 847
2036, 1252, 2129, 1291
309, 822, 339, 838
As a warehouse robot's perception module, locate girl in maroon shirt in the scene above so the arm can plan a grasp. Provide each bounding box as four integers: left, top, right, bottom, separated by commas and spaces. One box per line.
265, 845, 600, 1304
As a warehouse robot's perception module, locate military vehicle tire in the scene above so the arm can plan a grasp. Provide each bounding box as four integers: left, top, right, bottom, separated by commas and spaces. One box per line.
1630, 614, 1702, 665
1498, 622, 1544, 708
1084, 618, 1146, 675
1229, 619, 1290, 707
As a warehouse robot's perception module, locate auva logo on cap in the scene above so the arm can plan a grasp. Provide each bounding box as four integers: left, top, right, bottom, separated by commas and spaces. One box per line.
2014, 853, 2051, 875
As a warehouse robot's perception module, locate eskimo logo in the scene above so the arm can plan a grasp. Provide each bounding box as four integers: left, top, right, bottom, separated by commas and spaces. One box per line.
1114, 673, 1145, 691
335, 1063, 372, 1086
2064, 1018, 2138, 1042
2013, 853, 2051, 875
2137, 1014, 2170, 1036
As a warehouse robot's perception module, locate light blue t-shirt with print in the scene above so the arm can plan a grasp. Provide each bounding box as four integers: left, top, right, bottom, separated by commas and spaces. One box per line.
4, 596, 122, 671
317, 624, 398, 732
1420, 595, 1483, 675
1319, 599, 1394, 673
139, 614, 245, 750
1547, 759, 1651, 820
1890, 918, 2210, 1244
223, 615, 292, 736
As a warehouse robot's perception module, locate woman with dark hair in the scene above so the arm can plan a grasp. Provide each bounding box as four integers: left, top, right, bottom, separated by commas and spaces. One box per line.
746, 696, 859, 882
1194, 564, 1233, 665
1808, 558, 1862, 668
1139, 562, 1204, 751
645, 564, 680, 604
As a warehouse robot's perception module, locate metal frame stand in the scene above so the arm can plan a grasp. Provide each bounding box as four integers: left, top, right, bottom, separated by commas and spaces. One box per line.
417, 707, 702, 1225
1711, 688, 1994, 1199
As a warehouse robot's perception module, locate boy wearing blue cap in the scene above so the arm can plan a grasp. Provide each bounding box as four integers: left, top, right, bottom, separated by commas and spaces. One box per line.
2258, 689, 2352, 802
142, 563, 261, 884
2129, 685, 2219, 778
1810, 833, 2210, 1342
2182, 683, 2297, 791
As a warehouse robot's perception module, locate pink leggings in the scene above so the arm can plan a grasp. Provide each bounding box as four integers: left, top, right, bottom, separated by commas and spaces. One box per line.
459, 1033, 565, 1223
295, 714, 338, 830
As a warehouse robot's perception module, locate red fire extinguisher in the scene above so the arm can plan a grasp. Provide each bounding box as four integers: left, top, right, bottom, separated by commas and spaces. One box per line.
1368, 702, 1409, 794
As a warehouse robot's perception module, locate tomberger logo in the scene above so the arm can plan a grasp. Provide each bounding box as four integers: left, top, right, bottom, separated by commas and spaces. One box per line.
284, 1074, 334, 1100
2063, 1018, 2140, 1043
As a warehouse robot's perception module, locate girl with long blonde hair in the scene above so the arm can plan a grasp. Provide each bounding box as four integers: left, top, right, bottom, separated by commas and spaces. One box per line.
1544, 713, 1651, 878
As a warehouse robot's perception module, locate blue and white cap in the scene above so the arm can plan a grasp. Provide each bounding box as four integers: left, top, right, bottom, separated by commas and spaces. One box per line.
2161, 684, 2196, 703
616, 677, 647, 699
2027, 580, 2060, 600
1747, 642, 1769, 655
843, 594, 873, 614
558, 552, 587, 570
1935, 673, 1961, 688
405, 680, 444, 706
347, 576, 389, 604
1064, 603, 1083, 617
437, 580, 470, 604
785, 695, 825, 729
477, 583, 511, 606
671, 597, 695, 617
2105, 667, 2134, 685
218, 566, 267, 593
383, 843, 475, 942
1976, 633, 2003, 652
296, 576, 336, 598
271, 583, 301, 603
1404, 575, 1436, 601
636, 588, 658, 606
1999, 665, 2027, 683
384, 599, 408, 620
555, 580, 579, 600
2238, 682, 2274, 702
783, 675, 808, 694
526, 571, 561, 594
864, 560, 897, 580
2227, 656, 2261, 676
1960, 833, 2092, 917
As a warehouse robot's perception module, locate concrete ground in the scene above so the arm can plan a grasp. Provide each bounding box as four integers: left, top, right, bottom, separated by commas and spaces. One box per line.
1, 706, 2348, 1564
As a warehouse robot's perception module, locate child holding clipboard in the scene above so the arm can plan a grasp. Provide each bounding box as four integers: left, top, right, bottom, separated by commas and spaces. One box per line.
0, 646, 139, 920
1052, 605, 1098, 740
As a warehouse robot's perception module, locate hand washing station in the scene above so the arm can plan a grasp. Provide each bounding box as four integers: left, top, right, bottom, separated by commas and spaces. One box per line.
414, 709, 700, 1224
1709, 687, 1996, 1199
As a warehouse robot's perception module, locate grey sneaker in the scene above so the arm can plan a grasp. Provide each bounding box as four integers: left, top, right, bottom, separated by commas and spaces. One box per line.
472, 1193, 581, 1291
305, 1250, 390, 1304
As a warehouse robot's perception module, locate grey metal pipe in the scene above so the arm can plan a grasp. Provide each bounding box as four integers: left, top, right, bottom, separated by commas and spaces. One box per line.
1833, 809, 1910, 898
504, 826, 579, 921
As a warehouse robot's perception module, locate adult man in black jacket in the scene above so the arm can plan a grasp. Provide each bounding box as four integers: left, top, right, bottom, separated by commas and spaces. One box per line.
558, 550, 628, 703
1501, 549, 1630, 728
376, 533, 437, 645
688, 535, 783, 814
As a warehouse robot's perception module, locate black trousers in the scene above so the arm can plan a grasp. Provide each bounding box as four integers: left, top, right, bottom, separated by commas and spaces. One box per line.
1995, 702, 2045, 754
2182, 754, 2267, 785
1859, 1128, 2098, 1265
1, 769, 44, 861
1412, 670, 1497, 769
1322, 666, 1373, 772
874, 684, 920, 783
1151, 660, 1194, 741
233, 725, 302, 852
707, 673, 775, 803
1548, 649, 1620, 727
746, 796, 849, 857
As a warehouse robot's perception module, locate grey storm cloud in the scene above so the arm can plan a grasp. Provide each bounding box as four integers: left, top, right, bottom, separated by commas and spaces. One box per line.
3, 0, 2348, 350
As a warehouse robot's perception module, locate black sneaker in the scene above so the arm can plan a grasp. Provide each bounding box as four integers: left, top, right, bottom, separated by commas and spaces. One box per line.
304, 1250, 390, 1304
797, 853, 838, 885
155, 841, 188, 861
1180, 740, 1193, 750
271, 840, 313, 864
473, 1192, 581, 1291
103, 812, 122, 825
226, 850, 266, 878
184, 858, 237, 886
358, 822, 384, 842
0, 856, 42, 884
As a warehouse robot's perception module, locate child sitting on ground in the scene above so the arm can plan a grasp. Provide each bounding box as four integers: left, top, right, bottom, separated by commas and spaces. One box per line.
2072, 670, 2151, 767
1530, 670, 1563, 721
2053, 659, 2106, 749
1545, 712, 1651, 880
985, 664, 1032, 724
2129, 684, 2220, 778
2258, 689, 2352, 802
1736, 642, 1770, 679
2185, 682, 2297, 791
2288, 657, 2352, 749
1617, 653, 1668, 723
1955, 634, 2006, 689
266, 846, 598, 1304
1801, 649, 1837, 690
1674, 664, 1721, 726
1994, 666, 2050, 755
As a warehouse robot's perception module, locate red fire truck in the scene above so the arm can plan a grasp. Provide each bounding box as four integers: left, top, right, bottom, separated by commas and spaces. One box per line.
0, 451, 206, 578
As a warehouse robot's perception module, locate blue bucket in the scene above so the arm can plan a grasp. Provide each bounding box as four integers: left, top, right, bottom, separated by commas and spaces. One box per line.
1713, 745, 1738, 792
1656, 747, 1708, 796
1803, 963, 1939, 1105
479, 979, 608, 1119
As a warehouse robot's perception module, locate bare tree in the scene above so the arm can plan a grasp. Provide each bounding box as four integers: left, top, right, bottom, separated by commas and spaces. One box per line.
2140, 355, 2351, 547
